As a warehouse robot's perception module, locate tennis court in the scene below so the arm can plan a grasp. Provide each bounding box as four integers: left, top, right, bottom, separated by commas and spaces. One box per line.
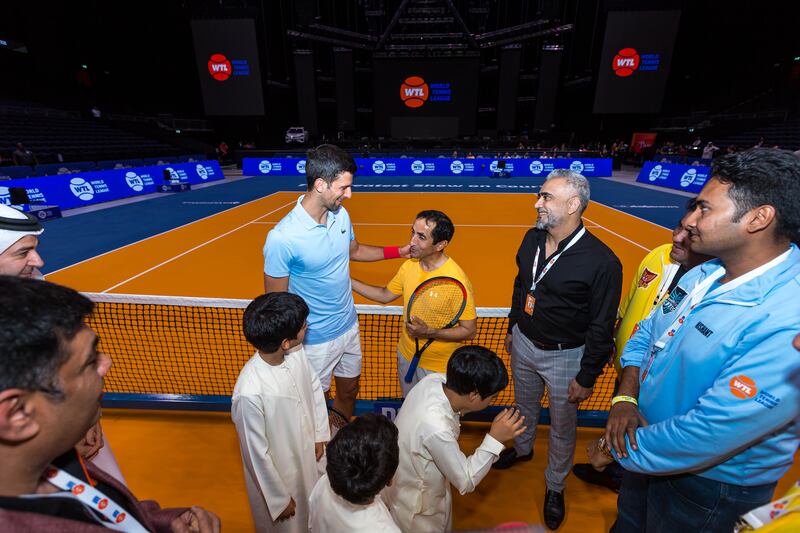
44, 189, 670, 416
39, 175, 798, 532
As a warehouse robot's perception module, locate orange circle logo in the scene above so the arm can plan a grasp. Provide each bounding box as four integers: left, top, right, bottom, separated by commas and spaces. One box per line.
208, 54, 232, 81
729, 375, 757, 399
71, 484, 85, 495
400, 76, 429, 108
613, 48, 640, 77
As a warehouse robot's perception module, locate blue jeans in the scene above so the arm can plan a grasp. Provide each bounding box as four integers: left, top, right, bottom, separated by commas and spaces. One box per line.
611, 471, 776, 533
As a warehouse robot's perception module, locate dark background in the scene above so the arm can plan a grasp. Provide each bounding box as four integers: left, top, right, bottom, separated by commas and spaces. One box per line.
373, 57, 480, 138
191, 19, 265, 116
1, 1, 798, 145
592, 11, 681, 114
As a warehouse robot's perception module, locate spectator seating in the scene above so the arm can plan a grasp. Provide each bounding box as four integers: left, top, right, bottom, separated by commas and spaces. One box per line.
0, 106, 183, 164
718, 118, 800, 150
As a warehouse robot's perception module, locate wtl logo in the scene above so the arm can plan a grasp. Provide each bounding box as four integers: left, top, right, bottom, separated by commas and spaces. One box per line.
208, 54, 232, 81
613, 48, 640, 77
400, 76, 429, 108
208, 53, 251, 82
729, 375, 757, 399
613, 47, 661, 77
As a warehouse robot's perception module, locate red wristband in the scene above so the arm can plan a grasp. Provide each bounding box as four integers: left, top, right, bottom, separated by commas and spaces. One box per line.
383, 246, 401, 260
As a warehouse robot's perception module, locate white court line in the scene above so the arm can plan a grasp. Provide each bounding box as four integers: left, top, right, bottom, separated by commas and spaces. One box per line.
100, 200, 295, 293
46, 191, 292, 277
353, 189, 673, 231
589, 200, 672, 231
250, 221, 600, 229
582, 216, 650, 252
349, 190, 672, 231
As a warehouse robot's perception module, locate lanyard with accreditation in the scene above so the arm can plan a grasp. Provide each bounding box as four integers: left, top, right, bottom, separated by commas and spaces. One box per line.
525, 227, 586, 315
19, 465, 150, 532
640, 248, 792, 382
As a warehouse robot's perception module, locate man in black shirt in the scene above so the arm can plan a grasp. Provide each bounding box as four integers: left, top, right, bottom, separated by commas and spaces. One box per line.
494, 169, 622, 530
0, 277, 220, 532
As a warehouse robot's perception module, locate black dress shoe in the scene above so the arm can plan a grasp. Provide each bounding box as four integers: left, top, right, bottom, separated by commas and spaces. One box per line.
543, 489, 565, 530
572, 463, 622, 492
491, 448, 533, 470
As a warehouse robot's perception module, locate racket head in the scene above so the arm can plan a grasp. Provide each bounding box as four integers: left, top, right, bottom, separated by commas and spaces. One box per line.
406, 276, 467, 330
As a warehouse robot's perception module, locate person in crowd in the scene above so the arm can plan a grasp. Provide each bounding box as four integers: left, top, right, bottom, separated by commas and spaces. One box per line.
0, 276, 220, 532
263, 144, 409, 430
496, 169, 622, 530
0, 203, 126, 484
383, 346, 526, 532
351, 210, 477, 396
572, 198, 712, 492
588, 149, 800, 532
12, 142, 37, 167
309, 413, 400, 532
232, 292, 329, 533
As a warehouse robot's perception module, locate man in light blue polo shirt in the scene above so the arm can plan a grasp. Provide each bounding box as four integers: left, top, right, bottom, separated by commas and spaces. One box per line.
585, 149, 800, 533
263, 144, 409, 429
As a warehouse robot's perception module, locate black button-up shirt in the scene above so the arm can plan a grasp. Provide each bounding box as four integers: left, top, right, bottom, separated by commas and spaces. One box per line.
508, 223, 622, 388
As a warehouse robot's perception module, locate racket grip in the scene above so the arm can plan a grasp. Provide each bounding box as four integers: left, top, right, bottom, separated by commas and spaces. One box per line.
404, 356, 420, 383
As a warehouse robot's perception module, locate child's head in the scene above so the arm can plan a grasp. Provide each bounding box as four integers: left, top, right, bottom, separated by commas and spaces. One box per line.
445, 345, 509, 411
243, 292, 309, 354
326, 413, 399, 505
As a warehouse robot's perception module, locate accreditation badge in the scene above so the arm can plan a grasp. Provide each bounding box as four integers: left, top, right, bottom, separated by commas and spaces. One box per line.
524, 293, 536, 316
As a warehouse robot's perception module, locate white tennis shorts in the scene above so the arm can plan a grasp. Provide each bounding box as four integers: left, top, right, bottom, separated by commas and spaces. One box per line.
303, 322, 362, 391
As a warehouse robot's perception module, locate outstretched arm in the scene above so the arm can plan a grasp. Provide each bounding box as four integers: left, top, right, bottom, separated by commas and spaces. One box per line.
350, 239, 411, 262
351, 278, 400, 304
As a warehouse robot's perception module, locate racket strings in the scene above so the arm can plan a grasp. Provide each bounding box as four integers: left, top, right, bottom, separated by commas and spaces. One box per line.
408, 281, 465, 329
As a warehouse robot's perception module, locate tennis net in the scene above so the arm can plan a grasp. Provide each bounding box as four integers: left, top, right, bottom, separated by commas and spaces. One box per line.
85, 293, 616, 424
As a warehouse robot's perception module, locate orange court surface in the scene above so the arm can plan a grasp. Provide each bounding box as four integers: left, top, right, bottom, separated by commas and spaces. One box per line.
47, 190, 669, 301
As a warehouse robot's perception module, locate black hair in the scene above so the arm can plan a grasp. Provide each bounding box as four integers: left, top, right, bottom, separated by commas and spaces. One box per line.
415, 210, 455, 244
0, 276, 94, 399
305, 144, 357, 191
326, 413, 399, 505
711, 148, 800, 242
445, 345, 509, 400
243, 292, 309, 353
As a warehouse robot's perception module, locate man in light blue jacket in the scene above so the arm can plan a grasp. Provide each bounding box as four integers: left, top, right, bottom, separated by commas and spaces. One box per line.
587, 148, 800, 533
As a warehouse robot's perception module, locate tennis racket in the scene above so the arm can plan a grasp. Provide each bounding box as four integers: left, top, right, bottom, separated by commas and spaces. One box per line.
404, 276, 467, 383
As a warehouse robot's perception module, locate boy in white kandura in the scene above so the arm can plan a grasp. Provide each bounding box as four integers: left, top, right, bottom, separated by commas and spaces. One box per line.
232, 292, 329, 533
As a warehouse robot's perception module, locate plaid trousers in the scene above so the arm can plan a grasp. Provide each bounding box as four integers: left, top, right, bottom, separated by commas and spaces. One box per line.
510, 324, 584, 492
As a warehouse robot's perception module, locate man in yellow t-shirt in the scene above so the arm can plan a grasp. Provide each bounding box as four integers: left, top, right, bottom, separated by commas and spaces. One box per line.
352, 210, 477, 396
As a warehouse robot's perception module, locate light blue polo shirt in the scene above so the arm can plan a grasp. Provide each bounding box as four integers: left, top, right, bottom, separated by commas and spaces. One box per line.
263, 195, 357, 345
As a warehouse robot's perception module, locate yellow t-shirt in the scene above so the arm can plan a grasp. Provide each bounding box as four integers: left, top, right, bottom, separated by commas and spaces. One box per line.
387, 257, 477, 373
614, 243, 677, 375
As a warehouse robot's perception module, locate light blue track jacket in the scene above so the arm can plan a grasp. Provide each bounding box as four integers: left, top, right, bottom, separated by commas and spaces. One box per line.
617, 245, 800, 485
